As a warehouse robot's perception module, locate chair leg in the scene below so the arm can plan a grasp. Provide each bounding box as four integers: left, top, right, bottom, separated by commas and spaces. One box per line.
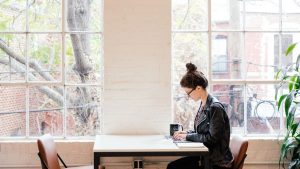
37, 153, 48, 169
57, 153, 68, 168
235, 154, 247, 169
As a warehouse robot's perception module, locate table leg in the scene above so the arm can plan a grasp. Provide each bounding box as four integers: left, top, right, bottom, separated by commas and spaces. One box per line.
203, 155, 210, 169
94, 153, 100, 169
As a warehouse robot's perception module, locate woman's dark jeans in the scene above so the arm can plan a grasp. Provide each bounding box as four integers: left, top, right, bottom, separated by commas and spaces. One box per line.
166, 156, 231, 169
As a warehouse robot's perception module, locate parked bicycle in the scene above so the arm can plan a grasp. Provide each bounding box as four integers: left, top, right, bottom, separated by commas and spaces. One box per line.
253, 99, 277, 121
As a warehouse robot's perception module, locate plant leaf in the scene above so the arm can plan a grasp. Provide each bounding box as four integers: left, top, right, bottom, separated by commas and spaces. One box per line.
287, 106, 296, 130
296, 54, 300, 71
287, 107, 296, 130
286, 43, 297, 56
289, 76, 300, 91
275, 69, 282, 80
280, 142, 288, 160
289, 76, 297, 92
295, 133, 300, 143
288, 159, 299, 169
295, 76, 300, 90
278, 94, 288, 110
285, 94, 293, 117
291, 123, 299, 136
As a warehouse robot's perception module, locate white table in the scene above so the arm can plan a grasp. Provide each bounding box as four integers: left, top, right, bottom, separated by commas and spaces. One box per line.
93, 135, 210, 169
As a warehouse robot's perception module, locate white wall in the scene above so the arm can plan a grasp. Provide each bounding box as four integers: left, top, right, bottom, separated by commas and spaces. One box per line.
103, 0, 171, 134
0, 1, 281, 169
0, 139, 280, 169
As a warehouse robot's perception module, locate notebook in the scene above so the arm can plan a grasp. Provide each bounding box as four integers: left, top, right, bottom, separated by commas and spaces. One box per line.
176, 142, 204, 148
173, 139, 191, 143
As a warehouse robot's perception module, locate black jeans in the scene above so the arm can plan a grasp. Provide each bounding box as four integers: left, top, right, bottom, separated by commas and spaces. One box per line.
166, 156, 231, 169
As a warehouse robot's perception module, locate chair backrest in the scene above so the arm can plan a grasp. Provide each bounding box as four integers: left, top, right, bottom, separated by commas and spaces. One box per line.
230, 135, 248, 169
37, 134, 61, 169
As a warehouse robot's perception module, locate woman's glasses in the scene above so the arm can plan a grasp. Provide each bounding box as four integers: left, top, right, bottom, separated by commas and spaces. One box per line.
186, 88, 196, 97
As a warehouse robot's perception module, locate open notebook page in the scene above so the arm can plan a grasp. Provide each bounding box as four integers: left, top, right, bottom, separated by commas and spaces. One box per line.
176, 142, 204, 148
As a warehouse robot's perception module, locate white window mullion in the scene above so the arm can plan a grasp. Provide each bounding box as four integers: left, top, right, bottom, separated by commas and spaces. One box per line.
242, 0, 247, 136
62, 0, 67, 138
279, 0, 284, 136
25, 0, 29, 138
208, 0, 212, 83
243, 84, 247, 136
25, 87, 29, 138
100, 0, 104, 134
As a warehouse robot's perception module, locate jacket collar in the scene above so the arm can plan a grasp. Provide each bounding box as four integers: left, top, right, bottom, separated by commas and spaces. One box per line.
201, 94, 219, 111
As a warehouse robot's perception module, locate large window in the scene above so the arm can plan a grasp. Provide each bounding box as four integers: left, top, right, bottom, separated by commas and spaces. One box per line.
0, 0, 103, 137
172, 0, 300, 135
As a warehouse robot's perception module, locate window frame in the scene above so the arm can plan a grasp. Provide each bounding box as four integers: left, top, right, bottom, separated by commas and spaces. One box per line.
0, 0, 104, 139
171, 0, 289, 136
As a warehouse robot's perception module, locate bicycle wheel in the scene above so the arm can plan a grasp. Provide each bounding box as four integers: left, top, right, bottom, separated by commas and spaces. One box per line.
254, 100, 276, 121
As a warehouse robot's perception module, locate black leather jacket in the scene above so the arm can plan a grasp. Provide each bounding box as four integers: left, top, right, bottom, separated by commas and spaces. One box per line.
186, 94, 233, 167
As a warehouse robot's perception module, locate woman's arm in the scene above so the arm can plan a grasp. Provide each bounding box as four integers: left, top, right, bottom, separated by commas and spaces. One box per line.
186, 104, 225, 144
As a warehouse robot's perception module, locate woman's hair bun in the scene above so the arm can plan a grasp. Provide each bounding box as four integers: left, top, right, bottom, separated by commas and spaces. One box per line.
186, 62, 197, 73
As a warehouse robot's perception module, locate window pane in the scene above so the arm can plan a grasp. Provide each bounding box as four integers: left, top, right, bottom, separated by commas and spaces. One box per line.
0, 34, 26, 81
245, 0, 279, 30
0, 86, 26, 137
245, 33, 279, 79
172, 0, 208, 30
211, 84, 244, 134
66, 86, 101, 136
29, 86, 63, 136
172, 33, 208, 131
66, 34, 102, 84
66, 0, 103, 32
211, 0, 243, 30
282, 0, 300, 31
246, 84, 279, 134
28, 34, 62, 81
173, 84, 200, 131
172, 33, 208, 81
28, 0, 61, 31
90, 0, 103, 32
212, 32, 243, 79
0, 0, 103, 138
0, 0, 26, 31
171, 0, 300, 137
281, 33, 300, 64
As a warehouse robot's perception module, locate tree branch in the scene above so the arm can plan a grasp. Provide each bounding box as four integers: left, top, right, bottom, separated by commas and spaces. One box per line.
0, 39, 54, 80
0, 58, 64, 105
0, 38, 64, 95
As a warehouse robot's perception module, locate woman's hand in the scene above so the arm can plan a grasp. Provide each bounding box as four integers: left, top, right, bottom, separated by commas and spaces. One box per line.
174, 131, 187, 135
173, 131, 187, 140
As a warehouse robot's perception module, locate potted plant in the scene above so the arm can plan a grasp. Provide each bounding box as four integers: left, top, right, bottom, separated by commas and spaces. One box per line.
275, 42, 300, 169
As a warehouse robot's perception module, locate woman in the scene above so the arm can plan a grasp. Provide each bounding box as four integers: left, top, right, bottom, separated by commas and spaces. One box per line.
167, 63, 233, 169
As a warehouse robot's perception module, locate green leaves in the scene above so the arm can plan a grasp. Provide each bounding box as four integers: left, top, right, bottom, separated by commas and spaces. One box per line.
295, 54, 300, 71
285, 93, 293, 117
296, 134, 300, 143
278, 42, 300, 169
278, 94, 288, 110
280, 137, 297, 168
291, 123, 299, 136
286, 43, 298, 56
275, 69, 282, 80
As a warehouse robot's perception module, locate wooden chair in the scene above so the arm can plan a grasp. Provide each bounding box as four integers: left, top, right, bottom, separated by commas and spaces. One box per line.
230, 135, 248, 169
37, 134, 104, 169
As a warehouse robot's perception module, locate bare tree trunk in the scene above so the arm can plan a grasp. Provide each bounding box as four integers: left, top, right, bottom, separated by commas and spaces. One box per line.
67, 0, 92, 80
67, 0, 98, 135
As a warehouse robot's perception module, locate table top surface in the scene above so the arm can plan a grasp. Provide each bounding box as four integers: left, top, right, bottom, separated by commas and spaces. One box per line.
93, 135, 208, 152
